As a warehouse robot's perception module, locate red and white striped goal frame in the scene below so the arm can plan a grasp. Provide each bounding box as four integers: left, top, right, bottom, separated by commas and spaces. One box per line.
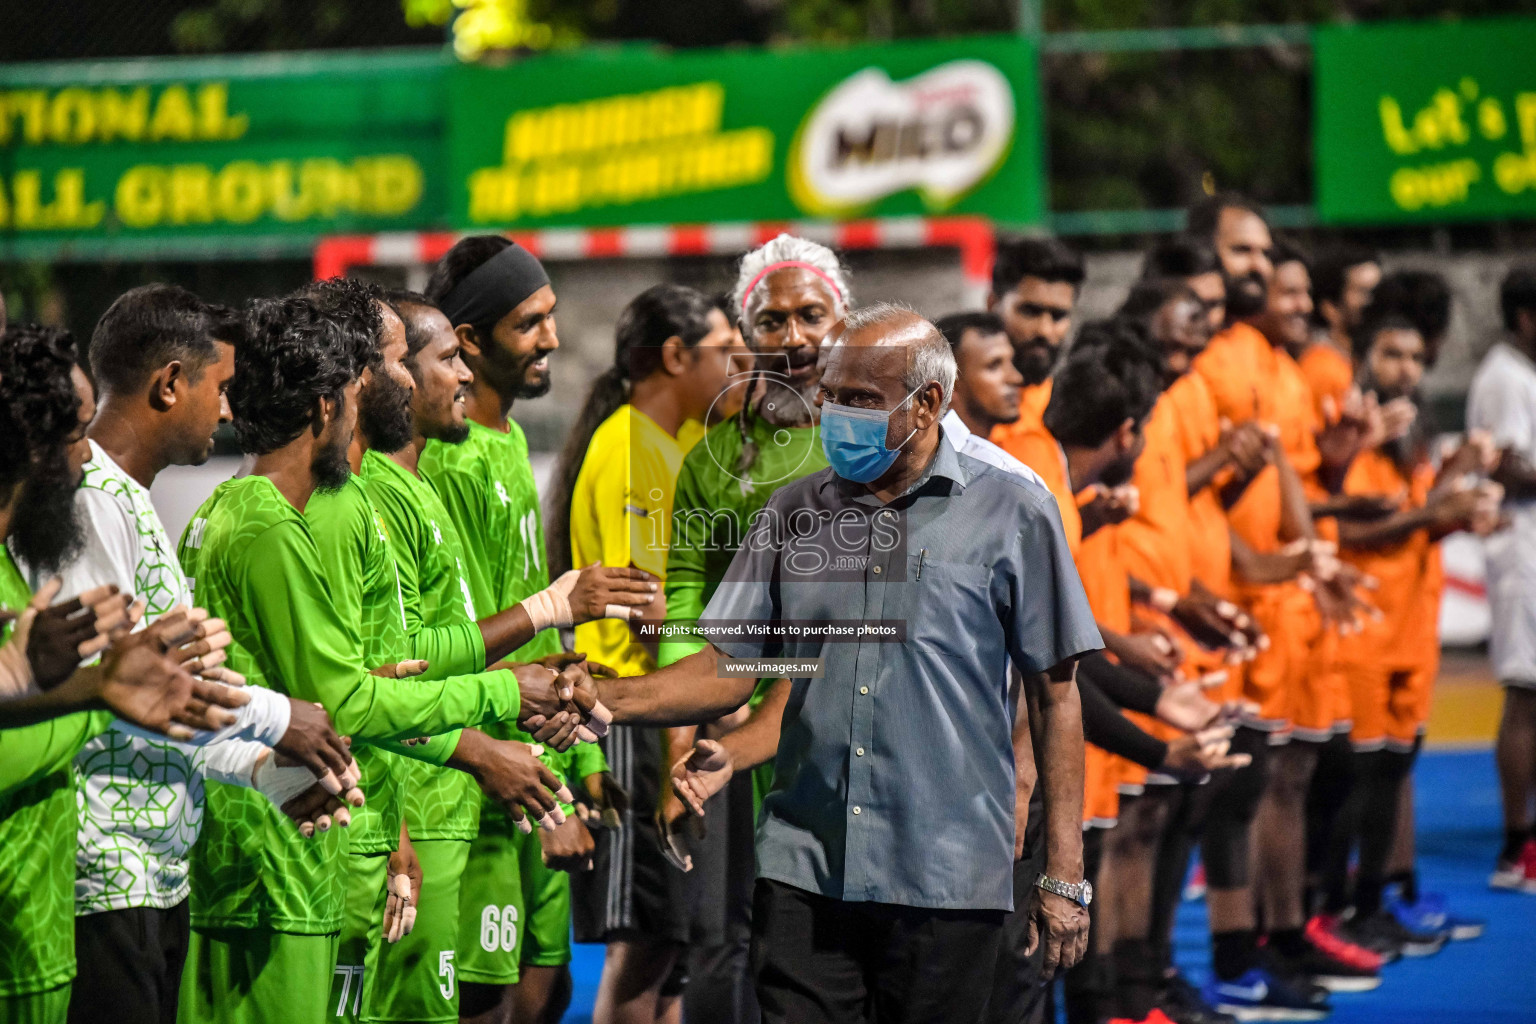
314, 216, 996, 300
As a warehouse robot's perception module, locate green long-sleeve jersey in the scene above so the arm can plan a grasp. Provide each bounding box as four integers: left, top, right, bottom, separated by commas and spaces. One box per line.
304, 477, 425, 855
0, 549, 115, 995
361, 448, 494, 839
420, 421, 608, 828
660, 409, 826, 809
179, 475, 523, 932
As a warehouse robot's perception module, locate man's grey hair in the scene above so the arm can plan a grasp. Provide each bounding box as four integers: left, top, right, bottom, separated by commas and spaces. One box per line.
834, 302, 955, 416
732, 233, 852, 331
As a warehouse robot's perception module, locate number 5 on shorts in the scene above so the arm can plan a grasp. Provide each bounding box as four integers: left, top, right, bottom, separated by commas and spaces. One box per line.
438, 950, 455, 1000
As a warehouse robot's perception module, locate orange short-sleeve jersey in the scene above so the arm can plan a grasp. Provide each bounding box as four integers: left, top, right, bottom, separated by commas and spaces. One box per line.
1299, 342, 1354, 426
1165, 372, 1234, 595
1005, 407, 1129, 631
1006, 423, 1082, 558
1119, 393, 1192, 593
1078, 523, 1131, 634
1336, 449, 1439, 670
990, 379, 1053, 460
1196, 324, 1321, 552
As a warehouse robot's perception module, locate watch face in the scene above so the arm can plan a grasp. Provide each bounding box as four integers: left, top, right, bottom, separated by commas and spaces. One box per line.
1081, 880, 1094, 906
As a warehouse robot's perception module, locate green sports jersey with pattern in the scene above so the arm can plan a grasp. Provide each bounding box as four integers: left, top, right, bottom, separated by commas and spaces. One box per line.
304, 477, 418, 856
178, 475, 523, 932
661, 408, 827, 808
360, 449, 485, 840
0, 550, 114, 996
420, 421, 606, 833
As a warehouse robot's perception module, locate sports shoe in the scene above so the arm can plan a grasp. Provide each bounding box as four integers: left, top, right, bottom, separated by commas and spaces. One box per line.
1108, 1009, 1179, 1024
1256, 947, 1332, 1008
1339, 909, 1446, 959
1489, 839, 1536, 893
1386, 890, 1486, 941
1281, 942, 1381, 993
1203, 968, 1330, 1021
1184, 861, 1208, 901
1304, 915, 1384, 972
1160, 972, 1238, 1024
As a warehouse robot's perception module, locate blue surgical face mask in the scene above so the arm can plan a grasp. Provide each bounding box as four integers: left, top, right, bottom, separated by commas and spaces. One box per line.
819, 386, 923, 484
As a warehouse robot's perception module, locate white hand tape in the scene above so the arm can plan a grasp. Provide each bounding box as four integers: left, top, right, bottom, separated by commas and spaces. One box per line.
252, 753, 323, 808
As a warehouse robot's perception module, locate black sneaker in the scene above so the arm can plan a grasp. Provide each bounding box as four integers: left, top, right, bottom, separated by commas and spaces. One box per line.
1256, 947, 1333, 1009
1160, 972, 1238, 1024
1282, 943, 1382, 993
1340, 910, 1447, 959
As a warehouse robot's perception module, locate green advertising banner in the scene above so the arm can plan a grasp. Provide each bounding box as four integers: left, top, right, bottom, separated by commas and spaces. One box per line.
1315, 18, 1536, 225
0, 51, 450, 260
448, 35, 1041, 230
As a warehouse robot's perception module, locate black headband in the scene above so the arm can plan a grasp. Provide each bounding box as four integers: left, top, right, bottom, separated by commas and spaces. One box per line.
439, 242, 551, 330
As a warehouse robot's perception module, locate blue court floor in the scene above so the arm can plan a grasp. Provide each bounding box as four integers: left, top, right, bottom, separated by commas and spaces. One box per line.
562, 749, 1533, 1023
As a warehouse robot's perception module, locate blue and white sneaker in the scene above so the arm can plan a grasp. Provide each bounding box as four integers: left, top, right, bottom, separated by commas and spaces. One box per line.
1202, 968, 1330, 1021
1387, 891, 1485, 941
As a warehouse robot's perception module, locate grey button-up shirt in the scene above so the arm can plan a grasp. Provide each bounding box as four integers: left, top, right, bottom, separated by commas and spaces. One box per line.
700, 431, 1100, 911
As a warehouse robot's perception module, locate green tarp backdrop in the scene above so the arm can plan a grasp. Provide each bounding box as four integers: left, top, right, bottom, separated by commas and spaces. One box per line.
0, 36, 1041, 260
447, 36, 1041, 229
1315, 17, 1536, 225
5, 18, 1536, 261
0, 51, 448, 260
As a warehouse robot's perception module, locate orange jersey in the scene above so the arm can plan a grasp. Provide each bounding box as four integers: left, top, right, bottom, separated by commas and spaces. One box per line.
1195, 323, 1321, 553
1008, 412, 1133, 826
1299, 342, 1354, 427
1078, 525, 1131, 635
1165, 372, 1234, 597
1119, 392, 1193, 594
991, 379, 1053, 463
1007, 422, 1081, 558
1336, 449, 1440, 671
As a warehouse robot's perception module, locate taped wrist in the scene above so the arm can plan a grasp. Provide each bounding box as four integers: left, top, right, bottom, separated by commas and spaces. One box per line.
252, 752, 320, 808
522, 570, 578, 631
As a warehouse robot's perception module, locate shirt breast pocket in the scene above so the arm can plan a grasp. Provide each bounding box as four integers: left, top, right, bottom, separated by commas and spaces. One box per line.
894, 555, 994, 658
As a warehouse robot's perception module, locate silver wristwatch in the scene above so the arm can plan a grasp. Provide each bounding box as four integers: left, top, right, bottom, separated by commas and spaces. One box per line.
1036, 873, 1094, 908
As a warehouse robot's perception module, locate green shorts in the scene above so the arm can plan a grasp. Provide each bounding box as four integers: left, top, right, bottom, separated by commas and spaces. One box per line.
331, 852, 389, 1022
179, 926, 340, 1024
455, 831, 525, 987
362, 839, 468, 1024
0, 984, 70, 1024
516, 829, 572, 968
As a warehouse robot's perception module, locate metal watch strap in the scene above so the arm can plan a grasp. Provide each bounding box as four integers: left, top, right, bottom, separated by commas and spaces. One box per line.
1036, 873, 1090, 906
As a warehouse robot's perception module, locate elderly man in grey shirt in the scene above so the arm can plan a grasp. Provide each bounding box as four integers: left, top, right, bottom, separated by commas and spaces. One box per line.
594, 303, 1100, 1024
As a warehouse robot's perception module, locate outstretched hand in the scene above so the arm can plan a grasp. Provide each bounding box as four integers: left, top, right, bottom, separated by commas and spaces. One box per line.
670, 738, 733, 818
26, 581, 135, 689
94, 608, 250, 740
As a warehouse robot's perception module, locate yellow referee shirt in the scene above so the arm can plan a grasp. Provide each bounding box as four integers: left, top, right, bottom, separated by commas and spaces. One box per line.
571, 404, 705, 678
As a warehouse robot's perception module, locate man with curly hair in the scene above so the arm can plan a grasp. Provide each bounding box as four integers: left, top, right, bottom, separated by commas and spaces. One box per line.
175, 295, 574, 1024
7, 286, 364, 1024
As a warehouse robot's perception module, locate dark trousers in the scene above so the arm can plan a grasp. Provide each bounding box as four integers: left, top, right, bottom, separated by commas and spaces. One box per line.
983, 788, 1049, 1024
1061, 826, 1106, 1024
69, 901, 190, 1024
685, 772, 760, 1024
750, 879, 1005, 1024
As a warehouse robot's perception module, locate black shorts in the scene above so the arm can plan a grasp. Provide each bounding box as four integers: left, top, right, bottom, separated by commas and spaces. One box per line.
69, 901, 190, 1024
571, 724, 693, 945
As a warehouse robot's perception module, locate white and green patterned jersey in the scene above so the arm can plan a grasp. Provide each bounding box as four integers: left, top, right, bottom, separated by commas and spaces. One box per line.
16, 442, 290, 917
0, 548, 115, 995
361, 449, 487, 840
420, 421, 603, 830
304, 477, 420, 856
178, 474, 524, 932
